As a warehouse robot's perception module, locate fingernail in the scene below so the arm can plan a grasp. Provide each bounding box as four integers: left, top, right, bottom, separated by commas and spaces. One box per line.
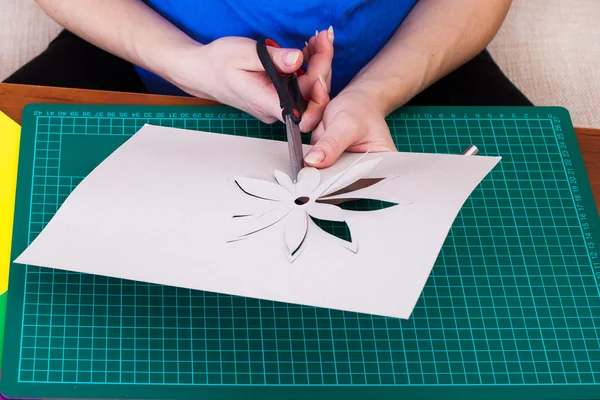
304, 41, 308, 47
318, 74, 328, 94
315, 29, 319, 37
328, 26, 334, 43
285, 50, 300, 66
305, 149, 326, 165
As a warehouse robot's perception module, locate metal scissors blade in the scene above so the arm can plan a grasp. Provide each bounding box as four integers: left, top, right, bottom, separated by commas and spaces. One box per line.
285, 114, 304, 182
256, 37, 308, 183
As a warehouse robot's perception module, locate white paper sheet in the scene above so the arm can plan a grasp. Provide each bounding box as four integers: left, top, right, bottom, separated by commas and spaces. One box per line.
15, 124, 500, 318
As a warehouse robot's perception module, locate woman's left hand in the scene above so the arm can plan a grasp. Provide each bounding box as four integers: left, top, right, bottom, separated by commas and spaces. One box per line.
303, 88, 398, 168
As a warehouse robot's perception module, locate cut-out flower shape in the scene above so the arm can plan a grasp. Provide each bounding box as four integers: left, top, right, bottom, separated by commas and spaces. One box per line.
228, 156, 411, 262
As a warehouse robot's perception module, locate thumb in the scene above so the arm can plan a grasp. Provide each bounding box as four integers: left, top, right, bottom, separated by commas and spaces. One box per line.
304, 115, 360, 168
260, 46, 304, 74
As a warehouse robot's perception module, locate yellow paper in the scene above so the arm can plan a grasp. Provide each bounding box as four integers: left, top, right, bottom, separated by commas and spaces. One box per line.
0, 112, 20, 294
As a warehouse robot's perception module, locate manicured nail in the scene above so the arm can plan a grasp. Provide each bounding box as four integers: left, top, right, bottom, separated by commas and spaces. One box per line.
304, 41, 309, 47
328, 26, 334, 44
285, 50, 300, 66
318, 74, 328, 94
305, 149, 325, 165
315, 29, 319, 37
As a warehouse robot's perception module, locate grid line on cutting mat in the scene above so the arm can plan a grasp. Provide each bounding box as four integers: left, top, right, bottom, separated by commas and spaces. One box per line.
12, 107, 600, 388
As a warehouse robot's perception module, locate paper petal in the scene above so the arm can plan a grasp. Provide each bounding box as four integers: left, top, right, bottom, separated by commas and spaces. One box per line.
319, 195, 412, 208
294, 167, 321, 197
283, 237, 308, 263
334, 199, 402, 212
284, 208, 308, 256
274, 170, 294, 194
234, 176, 293, 201
227, 206, 292, 241
305, 202, 345, 222
319, 157, 382, 198
341, 218, 359, 253
320, 178, 386, 198
309, 216, 358, 253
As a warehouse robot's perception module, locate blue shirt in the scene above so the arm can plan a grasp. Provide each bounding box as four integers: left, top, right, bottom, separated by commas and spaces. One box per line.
137, 0, 418, 97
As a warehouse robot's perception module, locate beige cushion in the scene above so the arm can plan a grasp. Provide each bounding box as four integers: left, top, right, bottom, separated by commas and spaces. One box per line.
0, 0, 60, 81
489, 0, 600, 128
1, 1, 598, 128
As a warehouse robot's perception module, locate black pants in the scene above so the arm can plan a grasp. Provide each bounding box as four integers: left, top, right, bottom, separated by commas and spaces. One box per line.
4, 30, 532, 106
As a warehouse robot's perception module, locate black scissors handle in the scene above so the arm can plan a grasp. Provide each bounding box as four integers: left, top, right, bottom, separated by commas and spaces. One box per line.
256, 38, 307, 125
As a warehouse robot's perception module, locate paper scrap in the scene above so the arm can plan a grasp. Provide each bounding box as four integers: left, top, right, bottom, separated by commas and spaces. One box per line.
0, 111, 20, 295
15, 124, 500, 319
0, 111, 21, 367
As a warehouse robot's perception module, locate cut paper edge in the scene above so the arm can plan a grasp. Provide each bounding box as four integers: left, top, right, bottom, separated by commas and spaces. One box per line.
338, 218, 359, 253
227, 206, 292, 242
274, 170, 294, 194
316, 153, 383, 198
322, 178, 386, 198
308, 216, 358, 254
338, 199, 410, 213
312, 151, 370, 198
305, 202, 345, 222
284, 207, 308, 257
322, 157, 382, 197
319, 194, 413, 208
319, 173, 408, 204
229, 200, 290, 220
283, 234, 309, 263
233, 176, 293, 202
320, 174, 400, 200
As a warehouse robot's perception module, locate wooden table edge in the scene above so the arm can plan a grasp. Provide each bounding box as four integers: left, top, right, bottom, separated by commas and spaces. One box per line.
1, 83, 598, 208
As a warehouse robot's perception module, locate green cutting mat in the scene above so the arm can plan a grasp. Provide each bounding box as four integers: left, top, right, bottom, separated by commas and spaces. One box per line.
2, 105, 600, 400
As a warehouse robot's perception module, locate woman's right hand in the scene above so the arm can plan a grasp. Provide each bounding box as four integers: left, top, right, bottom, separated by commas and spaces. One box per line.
171, 31, 334, 132
34, 0, 333, 131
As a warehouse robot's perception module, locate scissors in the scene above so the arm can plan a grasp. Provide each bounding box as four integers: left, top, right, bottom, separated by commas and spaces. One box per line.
256, 38, 308, 183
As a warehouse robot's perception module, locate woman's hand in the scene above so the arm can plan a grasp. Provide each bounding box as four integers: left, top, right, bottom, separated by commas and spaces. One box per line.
35, 0, 334, 130
173, 32, 333, 130
304, 87, 397, 168
302, 0, 513, 168
298, 28, 335, 131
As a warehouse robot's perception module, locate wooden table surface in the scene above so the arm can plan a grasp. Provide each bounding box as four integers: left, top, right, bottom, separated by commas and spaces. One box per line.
1, 83, 599, 209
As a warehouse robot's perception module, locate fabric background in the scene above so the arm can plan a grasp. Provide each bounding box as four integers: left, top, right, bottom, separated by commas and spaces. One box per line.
1, 0, 598, 127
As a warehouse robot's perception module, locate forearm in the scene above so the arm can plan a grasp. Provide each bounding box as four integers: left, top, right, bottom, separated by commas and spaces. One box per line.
36, 0, 200, 87
345, 0, 512, 115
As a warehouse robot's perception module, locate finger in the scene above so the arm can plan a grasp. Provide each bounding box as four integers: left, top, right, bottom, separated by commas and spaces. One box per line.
299, 75, 330, 132
268, 46, 304, 74
310, 29, 334, 80
299, 30, 333, 95
304, 113, 361, 168
302, 42, 310, 62
241, 42, 304, 74
304, 35, 318, 61
325, 69, 332, 88
243, 71, 284, 124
